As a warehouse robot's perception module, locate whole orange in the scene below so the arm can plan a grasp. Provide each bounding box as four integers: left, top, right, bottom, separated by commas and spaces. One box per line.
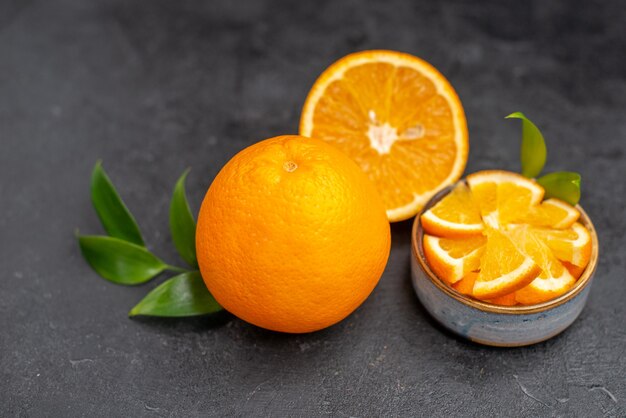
196, 135, 391, 333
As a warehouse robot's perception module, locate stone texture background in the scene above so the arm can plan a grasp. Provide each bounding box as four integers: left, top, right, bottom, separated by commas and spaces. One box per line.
1, 0, 625, 416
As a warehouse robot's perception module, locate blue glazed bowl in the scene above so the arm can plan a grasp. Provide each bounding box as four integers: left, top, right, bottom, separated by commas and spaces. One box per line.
411, 185, 599, 347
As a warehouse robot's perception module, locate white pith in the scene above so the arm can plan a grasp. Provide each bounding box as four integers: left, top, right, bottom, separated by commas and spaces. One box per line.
569, 223, 591, 266
367, 110, 425, 155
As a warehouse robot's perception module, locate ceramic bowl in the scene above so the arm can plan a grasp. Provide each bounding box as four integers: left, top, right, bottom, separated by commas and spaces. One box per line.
411, 184, 599, 347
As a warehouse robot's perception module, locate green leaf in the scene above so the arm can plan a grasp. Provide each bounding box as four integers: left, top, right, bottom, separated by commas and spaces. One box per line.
537, 172, 581, 206
506, 112, 547, 178
169, 169, 198, 268
91, 161, 145, 246
78, 235, 167, 285
129, 271, 222, 317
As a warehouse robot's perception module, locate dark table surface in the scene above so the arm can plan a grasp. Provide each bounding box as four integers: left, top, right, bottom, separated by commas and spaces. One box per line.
2, 0, 625, 416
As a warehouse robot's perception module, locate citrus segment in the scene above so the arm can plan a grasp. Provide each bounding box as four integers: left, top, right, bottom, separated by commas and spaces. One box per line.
453, 272, 477, 295
300, 50, 468, 222
515, 268, 575, 305
497, 180, 544, 225
423, 234, 486, 284
509, 227, 576, 305
466, 175, 498, 225
473, 228, 541, 300
489, 293, 518, 306
563, 261, 585, 279
466, 170, 544, 227
531, 223, 592, 267
420, 183, 483, 237
513, 198, 580, 229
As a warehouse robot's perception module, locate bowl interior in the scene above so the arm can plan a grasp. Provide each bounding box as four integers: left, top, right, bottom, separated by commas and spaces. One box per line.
412, 182, 599, 315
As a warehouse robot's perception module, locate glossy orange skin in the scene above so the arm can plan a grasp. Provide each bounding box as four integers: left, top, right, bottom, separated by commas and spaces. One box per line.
196, 135, 391, 333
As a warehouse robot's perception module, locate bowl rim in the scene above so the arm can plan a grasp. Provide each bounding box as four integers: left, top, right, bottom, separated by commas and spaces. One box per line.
411, 180, 599, 315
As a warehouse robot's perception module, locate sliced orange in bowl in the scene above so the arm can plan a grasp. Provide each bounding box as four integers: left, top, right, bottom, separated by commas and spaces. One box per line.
300, 50, 468, 222
420, 169, 593, 307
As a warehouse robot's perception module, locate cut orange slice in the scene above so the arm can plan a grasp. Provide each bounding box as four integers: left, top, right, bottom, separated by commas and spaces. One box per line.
300, 50, 468, 222
454, 277, 519, 306
515, 267, 575, 305
513, 198, 580, 229
423, 234, 486, 284
421, 183, 483, 237
509, 227, 576, 305
465, 175, 498, 222
531, 222, 592, 267
466, 170, 544, 227
473, 228, 541, 300
489, 293, 518, 306
563, 261, 585, 279
453, 272, 477, 295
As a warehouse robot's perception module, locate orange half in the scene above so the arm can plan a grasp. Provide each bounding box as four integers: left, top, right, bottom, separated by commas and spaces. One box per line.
300, 50, 468, 222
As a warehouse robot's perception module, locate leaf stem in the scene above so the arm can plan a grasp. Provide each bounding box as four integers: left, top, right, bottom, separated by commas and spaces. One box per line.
165, 264, 189, 273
